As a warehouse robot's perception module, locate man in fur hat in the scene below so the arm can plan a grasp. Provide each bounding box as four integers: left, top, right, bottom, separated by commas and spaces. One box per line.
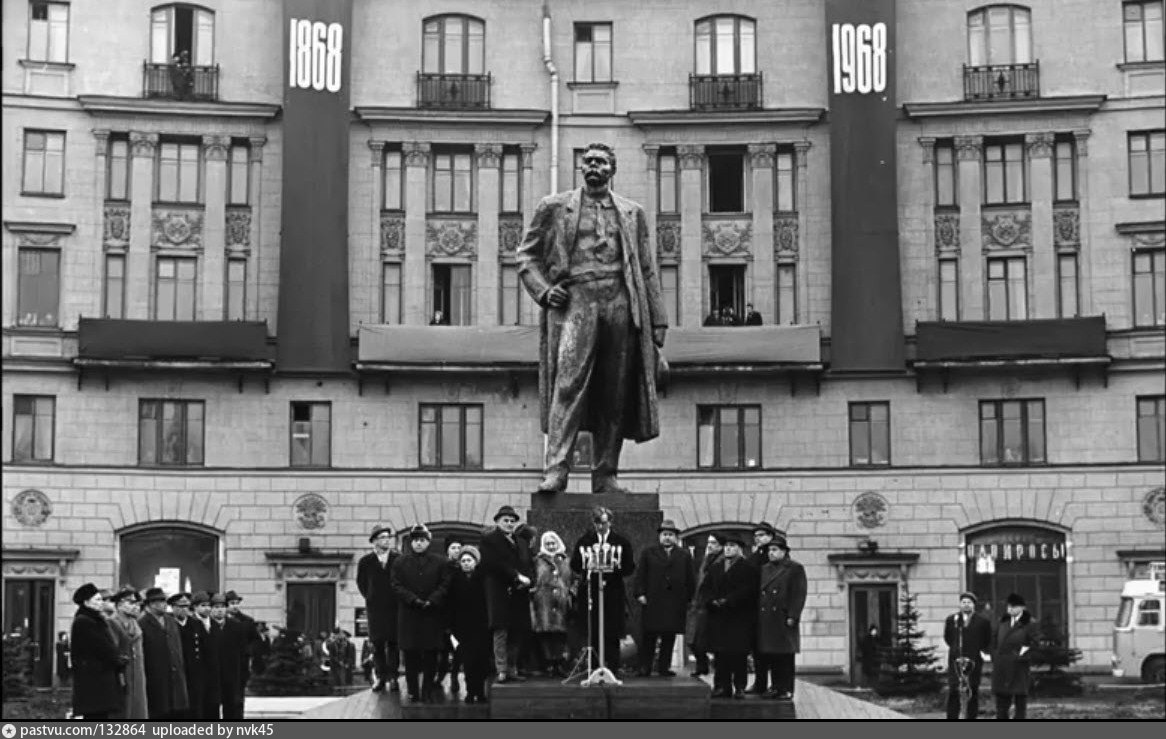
69, 584, 125, 720
632, 519, 695, 676
944, 591, 992, 720
356, 524, 401, 692
480, 505, 535, 683
703, 535, 758, 699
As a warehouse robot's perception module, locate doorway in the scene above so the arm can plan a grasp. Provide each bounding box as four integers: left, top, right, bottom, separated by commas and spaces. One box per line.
708, 264, 745, 323
286, 583, 336, 641
4, 579, 55, 686
849, 583, 897, 686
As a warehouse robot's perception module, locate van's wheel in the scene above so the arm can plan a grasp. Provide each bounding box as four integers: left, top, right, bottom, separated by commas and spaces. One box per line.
1142, 656, 1165, 684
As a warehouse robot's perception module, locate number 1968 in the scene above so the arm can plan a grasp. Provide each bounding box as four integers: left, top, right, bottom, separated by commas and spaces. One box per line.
832, 22, 887, 95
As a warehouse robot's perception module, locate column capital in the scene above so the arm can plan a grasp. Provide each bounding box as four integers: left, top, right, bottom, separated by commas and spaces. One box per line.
1072, 129, 1091, 156
953, 134, 982, 161
917, 136, 936, 164
642, 144, 660, 170
519, 143, 537, 169
747, 143, 777, 168
1025, 132, 1055, 159
368, 139, 386, 167
129, 131, 158, 157
202, 134, 231, 161
677, 144, 704, 170
403, 141, 430, 167
474, 142, 503, 168
247, 136, 266, 162
92, 129, 111, 149
792, 140, 811, 169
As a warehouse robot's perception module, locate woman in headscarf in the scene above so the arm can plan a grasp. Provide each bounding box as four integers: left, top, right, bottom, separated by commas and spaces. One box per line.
530, 530, 572, 677
108, 589, 148, 719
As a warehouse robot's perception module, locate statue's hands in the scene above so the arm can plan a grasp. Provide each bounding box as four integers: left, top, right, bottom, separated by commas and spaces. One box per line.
545, 285, 569, 309
652, 327, 666, 348
637, 595, 648, 605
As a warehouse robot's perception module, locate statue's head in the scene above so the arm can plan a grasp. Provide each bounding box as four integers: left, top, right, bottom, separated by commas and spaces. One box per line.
580, 142, 617, 188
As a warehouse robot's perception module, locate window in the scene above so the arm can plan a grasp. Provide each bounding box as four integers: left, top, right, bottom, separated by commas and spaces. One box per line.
139, 399, 204, 466
156, 141, 201, 203
694, 16, 755, 75
987, 256, 1027, 320
983, 139, 1026, 204
225, 258, 246, 321
150, 4, 214, 65
849, 402, 890, 466
227, 143, 248, 205
939, 259, 960, 321
1133, 250, 1165, 326
980, 399, 1045, 465
1056, 254, 1078, 318
965, 525, 1067, 641
12, 396, 54, 462
967, 5, 1032, 66
120, 527, 218, 603
572, 149, 585, 189
776, 263, 797, 325
935, 140, 957, 206
432, 148, 474, 212
381, 262, 402, 324
104, 254, 126, 319
697, 405, 761, 469
1053, 136, 1076, 202
707, 147, 746, 213
22, 131, 64, 196
383, 148, 403, 210
775, 149, 795, 212
1137, 598, 1161, 626
290, 402, 331, 467
500, 265, 537, 326
708, 264, 745, 323
432, 264, 472, 325
1128, 131, 1165, 197
419, 404, 483, 469
107, 136, 130, 201
574, 22, 612, 82
660, 266, 679, 326
500, 148, 520, 213
154, 256, 197, 320
1137, 396, 1166, 462
27, 1, 68, 63
1124, 1, 1164, 62
17, 249, 60, 327
422, 15, 485, 74
658, 151, 678, 214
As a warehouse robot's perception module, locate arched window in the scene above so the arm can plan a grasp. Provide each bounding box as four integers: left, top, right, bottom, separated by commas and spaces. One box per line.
694, 15, 755, 75
119, 523, 220, 594
422, 15, 485, 75
964, 522, 1068, 636
967, 5, 1031, 66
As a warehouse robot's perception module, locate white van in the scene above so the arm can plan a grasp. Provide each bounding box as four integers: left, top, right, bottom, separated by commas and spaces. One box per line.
1111, 570, 1165, 684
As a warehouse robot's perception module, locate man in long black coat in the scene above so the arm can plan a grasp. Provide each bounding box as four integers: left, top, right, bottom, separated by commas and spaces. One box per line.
746, 521, 777, 693
632, 519, 694, 676
703, 535, 758, 699
138, 588, 188, 720
356, 524, 401, 692
944, 591, 992, 720
569, 506, 636, 674
390, 524, 452, 703
169, 593, 206, 719
225, 590, 258, 718
208, 593, 247, 720
479, 505, 534, 683
191, 592, 221, 720
69, 584, 125, 720
756, 537, 807, 700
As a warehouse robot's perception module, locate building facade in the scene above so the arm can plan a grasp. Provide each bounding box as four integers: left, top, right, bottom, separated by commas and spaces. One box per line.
3, 0, 1164, 687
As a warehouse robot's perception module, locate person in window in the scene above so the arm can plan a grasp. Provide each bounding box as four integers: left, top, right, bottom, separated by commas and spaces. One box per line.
390, 524, 452, 703
357, 524, 402, 693
721, 306, 741, 326
480, 506, 535, 684
448, 545, 492, 704
945, 592, 992, 720
69, 584, 126, 721
755, 535, 807, 701
429, 309, 449, 325
530, 530, 573, 677
991, 592, 1040, 720
703, 308, 724, 326
744, 303, 763, 326
703, 535, 757, 699
108, 589, 147, 720
56, 631, 72, 686
686, 533, 724, 678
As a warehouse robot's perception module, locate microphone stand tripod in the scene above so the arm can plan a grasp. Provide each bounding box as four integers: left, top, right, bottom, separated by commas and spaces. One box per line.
563, 547, 623, 686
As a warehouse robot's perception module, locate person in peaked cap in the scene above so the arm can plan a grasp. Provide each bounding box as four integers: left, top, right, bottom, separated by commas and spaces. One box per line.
991, 593, 1039, 720
756, 534, 807, 701
703, 533, 758, 699
632, 519, 695, 676
357, 523, 402, 693
138, 586, 189, 719
206, 591, 245, 720
70, 583, 125, 720
108, 586, 148, 720
390, 523, 452, 702
224, 589, 259, 715
480, 505, 535, 683
168, 592, 206, 720
944, 591, 992, 720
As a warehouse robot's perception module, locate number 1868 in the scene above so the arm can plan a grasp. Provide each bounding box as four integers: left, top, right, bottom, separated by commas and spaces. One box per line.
288, 18, 343, 92
831, 22, 887, 95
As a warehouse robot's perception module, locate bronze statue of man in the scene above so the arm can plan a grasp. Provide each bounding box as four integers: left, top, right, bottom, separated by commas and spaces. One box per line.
517, 142, 668, 494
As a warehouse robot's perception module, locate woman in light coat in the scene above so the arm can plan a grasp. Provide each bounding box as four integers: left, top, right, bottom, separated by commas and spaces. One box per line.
530, 531, 572, 676
108, 589, 148, 720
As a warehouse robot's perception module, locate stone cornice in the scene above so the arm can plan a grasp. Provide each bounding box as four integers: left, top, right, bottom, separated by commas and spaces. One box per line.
628, 107, 825, 127
78, 95, 281, 120
355, 107, 549, 127
902, 94, 1107, 120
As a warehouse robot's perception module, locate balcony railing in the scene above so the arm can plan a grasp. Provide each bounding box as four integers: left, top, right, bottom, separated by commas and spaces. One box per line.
690, 73, 762, 111
963, 62, 1039, 101
417, 72, 491, 109
143, 61, 220, 102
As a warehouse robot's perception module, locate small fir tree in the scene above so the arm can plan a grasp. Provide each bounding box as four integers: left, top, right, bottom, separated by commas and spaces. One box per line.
2, 630, 35, 700
1028, 614, 1083, 696
874, 590, 943, 697
248, 631, 332, 697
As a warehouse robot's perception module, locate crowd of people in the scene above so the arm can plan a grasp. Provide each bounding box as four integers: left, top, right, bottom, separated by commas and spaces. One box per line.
67, 585, 268, 721
358, 508, 808, 704
703, 304, 765, 326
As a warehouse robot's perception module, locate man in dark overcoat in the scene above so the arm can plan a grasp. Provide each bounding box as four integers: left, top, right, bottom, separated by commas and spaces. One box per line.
390, 524, 452, 703
746, 521, 777, 693
516, 142, 668, 494
138, 587, 188, 719
169, 593, 206, 719
703, 535, 758, 699
685, 533, 723, 677
225, 590, 258, 718
756, 536, 807, 700
69, 584, 126, 720
632, 519, 695, 676
991, 593, 1040, 720
944, 591, 993, 720
569, 506, 636, 673
191, 592, 221, 720
208, 593, 246, 720
356, 523, 401, 692
479, 505, 534, 683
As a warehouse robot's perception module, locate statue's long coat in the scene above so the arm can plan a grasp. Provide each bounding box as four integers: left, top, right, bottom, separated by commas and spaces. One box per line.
516, 188, 669, 442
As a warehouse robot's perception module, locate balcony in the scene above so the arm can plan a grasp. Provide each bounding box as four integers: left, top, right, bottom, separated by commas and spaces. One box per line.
963, 62, 1039, 101
689, 73, 762, 111
143, 61, 220, 102
417, 72, 491, 110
